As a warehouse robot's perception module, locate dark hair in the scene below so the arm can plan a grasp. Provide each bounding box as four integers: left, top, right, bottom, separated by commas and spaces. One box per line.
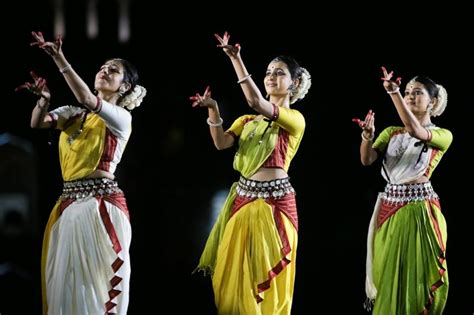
410, 76, 439, 98
107, 58, 139, 98
271, 56, 303, 80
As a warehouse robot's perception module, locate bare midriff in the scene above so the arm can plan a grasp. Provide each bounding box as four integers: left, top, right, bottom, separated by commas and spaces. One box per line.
249, 167, 288, 181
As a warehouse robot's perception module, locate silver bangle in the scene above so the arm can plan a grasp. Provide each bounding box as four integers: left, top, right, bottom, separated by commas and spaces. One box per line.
59, 64, 72, 74
361, 132, 374, 141
207, 117, 223, 127
386, 87, 400, 94
237, 74, 252, 84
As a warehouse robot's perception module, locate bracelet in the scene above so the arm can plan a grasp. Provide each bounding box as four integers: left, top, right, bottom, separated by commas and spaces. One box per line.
207, 117, 223, 127
361, 132, 374, 141
386, 87, 400, 94
237, 74, 252, 84
59, 64, 72, 74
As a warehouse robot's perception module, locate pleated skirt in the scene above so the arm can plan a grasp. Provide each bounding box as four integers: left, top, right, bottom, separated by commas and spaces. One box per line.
212, 198, 297, 315
372, 200, 448, 314
42, 196, 131, 315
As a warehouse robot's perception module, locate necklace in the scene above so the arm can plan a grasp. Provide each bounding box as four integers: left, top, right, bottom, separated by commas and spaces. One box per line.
67, 112, 88, 145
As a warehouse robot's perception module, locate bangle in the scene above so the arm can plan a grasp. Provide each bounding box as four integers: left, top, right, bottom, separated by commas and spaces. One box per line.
361, 132, 374, 141
237, 74, 252, 84
207, 117, 223, 127
386, 87, 400, 94
59, 64, 72, 74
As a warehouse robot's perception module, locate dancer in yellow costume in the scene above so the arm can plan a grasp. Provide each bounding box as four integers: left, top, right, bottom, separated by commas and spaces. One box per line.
354, 67, 451, 314
16, 31, 146, 314
191, 32, 311, 315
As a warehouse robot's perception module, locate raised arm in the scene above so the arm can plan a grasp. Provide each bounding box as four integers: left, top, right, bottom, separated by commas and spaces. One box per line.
190, 86, 235, 150
381, 66, 430, 141
214, 32, 274, 119
353, 110, 378, 166
30, 31, 98, 111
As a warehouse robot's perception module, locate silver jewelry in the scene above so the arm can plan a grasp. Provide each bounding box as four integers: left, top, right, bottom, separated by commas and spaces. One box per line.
237, 74, 252, 84
387, 87, 400, 94
59, 64, 72, 74
207, 117, 223, 127
361, 132, 374, 141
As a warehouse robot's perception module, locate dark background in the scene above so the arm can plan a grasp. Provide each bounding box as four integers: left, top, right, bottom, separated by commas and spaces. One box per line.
1, 1, 472, 314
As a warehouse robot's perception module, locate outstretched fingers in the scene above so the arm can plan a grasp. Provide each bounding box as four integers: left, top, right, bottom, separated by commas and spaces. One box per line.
204, 85, 211, 98
15, 83, 29, 92
56, 34, 63, 50
352, 110, 375, 129
190, 86, 214, 107
352, 118, 366, 128
214, 31, 229, 47
380, 66, 394, 81
15, 71, 48, 96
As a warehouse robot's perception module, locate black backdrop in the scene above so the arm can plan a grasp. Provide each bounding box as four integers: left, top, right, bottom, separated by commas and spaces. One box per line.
1, 2, 473, 314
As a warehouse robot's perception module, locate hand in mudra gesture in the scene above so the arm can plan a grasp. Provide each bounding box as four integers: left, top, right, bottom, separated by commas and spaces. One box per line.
190, 86, 217, 109
214, 31, 241, 59
15, 71, 51, 101
30, 31, 63, 57
381, 66, 402, 93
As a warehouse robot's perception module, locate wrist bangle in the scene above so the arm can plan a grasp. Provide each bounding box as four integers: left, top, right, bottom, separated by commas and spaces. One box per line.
237, 74, 252, 84
361, 132, 374, 141
386, 87, 400, 94
207, 117, 223, 127
59, 64, 72, 74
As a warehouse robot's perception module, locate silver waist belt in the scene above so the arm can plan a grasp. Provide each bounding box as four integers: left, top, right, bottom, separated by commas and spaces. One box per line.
60, 177, 122, 201
382, 182, 438, 205
236, 176, 295, 199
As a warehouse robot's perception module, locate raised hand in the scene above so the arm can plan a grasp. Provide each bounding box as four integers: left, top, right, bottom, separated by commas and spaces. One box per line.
189, 86, 217, 109
30, 31, 63, 57
214, 32, 240, 58
352, 109, 375, 137
381, 66, 402, 93
15, 71, 51, 101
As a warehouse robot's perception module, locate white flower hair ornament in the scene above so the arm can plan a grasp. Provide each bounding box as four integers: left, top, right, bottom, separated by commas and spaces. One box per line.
431, 84, 447, 117
290, 67, 312, 105
121, 85, 147, 110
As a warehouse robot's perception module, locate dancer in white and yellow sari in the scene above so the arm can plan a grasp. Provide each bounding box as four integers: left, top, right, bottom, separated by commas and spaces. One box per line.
192, 32, 312, 315
354, 68, 451, 314
17, 31, 146, 315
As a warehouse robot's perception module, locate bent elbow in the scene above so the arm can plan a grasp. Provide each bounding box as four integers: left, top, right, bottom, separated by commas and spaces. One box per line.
361, 156, 375, 166
361, 159, 371, 166
30, 119, 41, 129
407, 129, 417, 138
214, 141, 226, 151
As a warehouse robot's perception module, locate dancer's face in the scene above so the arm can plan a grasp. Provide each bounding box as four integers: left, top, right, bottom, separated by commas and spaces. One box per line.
264, 61, 293, 98
94, 60, 126, 94
404, 81, 433, 115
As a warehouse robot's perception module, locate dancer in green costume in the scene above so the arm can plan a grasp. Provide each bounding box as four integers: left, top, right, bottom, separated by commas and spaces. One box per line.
354, 67, 452, 314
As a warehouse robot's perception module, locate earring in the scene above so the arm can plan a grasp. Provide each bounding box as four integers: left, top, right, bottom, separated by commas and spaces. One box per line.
427, 104, 433, 114
288, 84, 296, 96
